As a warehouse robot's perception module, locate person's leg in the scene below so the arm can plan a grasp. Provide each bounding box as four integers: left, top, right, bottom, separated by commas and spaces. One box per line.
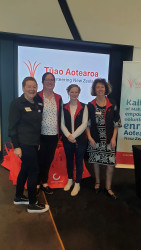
14, 145, 49, 213
105, 165, 117, 199
93, 163, 100, 190
63, 141, 74, 191
38, 135, 58, 190
16, 162, 28, 198
75, 143, 86, 183
105, 165, 114, 191
26, 146, 39, 204
14, 145, 29, 204
63, 141, 74, 179
23, 145, 49, 213
71, 143, 86, 196
14, 145, 39, 205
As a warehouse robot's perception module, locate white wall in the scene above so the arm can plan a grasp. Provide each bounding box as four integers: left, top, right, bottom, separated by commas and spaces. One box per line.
67, 0, 141, 47
0, 0, 72, 39
0, 0, 141, 48
133, 48, 141, 61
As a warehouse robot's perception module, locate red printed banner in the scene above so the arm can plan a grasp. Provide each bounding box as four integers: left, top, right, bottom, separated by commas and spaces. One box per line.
116, 152, 134, 165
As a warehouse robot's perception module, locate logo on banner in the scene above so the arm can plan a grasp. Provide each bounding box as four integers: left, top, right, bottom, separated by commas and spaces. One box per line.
128, 79, 134, 88
24, 61, 41, 77
53, 173, 61, 181
128, 79, 141, 88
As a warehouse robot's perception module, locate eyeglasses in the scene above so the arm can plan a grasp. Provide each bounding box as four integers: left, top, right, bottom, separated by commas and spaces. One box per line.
44, 79, 55, 82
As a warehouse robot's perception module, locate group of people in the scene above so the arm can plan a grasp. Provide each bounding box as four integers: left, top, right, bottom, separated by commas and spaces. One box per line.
8, 73, 121, 214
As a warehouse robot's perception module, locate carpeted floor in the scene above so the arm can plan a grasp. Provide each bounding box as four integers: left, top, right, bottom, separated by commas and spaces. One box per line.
0, 165, 63, 250
47, 165, 141, 250
1, 161, 141, 250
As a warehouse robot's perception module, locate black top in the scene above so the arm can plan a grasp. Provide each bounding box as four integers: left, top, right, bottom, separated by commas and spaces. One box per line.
8, 94, 43, 148
88, 97, 122, 144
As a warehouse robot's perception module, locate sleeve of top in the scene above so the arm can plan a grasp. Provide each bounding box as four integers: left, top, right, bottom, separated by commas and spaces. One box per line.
61, 107, 71, 138
61, 97, 63, 107
87, 103, 91, 128
113, 104, 122, 128
72, 105, 88, 139
8, 100, 21, 148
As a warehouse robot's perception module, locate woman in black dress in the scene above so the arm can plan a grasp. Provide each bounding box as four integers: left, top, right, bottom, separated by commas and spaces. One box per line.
87, 78, 121, 199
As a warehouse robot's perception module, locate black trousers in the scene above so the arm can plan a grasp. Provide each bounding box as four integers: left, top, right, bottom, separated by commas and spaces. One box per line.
38, 135, 58, 184
63, 141, 87, 183
16, 145, 39, 204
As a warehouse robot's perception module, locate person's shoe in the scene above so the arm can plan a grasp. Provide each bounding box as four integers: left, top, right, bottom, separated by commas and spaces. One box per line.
94, 183, 101, 194
64, 179, 73, 191
14, 195, 29, 205
27, 202, 49, 213
71, 183, 80, 196
104, 188, 117, 200
41, 185, 53, 195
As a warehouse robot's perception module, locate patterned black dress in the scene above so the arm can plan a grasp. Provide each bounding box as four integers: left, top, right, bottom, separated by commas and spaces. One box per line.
87, 104, 116, 166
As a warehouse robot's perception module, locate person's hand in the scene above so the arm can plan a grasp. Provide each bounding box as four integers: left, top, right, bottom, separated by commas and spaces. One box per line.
67, 134, 76, 143
14, 148, 22, 158
89, 138, 96, 147
110, 138, 116, 149
38, 145, 40, 151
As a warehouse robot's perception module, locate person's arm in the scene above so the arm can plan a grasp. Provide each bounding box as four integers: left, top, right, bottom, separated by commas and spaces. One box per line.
86, 126, 96, 148
110, 127, 118, 149
61, 108, 71, 138
113, 103, 122, 128
72, 105, 88, 139
86, 102, 96, 147
8, 100, 22, 157
110, 101, 122, 149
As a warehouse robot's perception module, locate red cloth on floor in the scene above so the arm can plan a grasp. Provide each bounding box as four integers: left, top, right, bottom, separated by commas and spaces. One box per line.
48, 141, 90, 188
2, 141, 90, 189
1, 143, 27, 188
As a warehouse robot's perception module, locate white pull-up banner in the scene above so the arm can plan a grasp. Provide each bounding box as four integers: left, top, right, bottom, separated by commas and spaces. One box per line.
116, 61, 141, 166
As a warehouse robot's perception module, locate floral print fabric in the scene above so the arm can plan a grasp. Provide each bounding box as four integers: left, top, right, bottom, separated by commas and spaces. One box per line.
87, 104, 116, 166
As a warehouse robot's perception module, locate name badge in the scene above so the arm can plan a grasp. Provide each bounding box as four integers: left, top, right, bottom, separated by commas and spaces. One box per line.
95, 112, 101, 115
25, 107, 32, 112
